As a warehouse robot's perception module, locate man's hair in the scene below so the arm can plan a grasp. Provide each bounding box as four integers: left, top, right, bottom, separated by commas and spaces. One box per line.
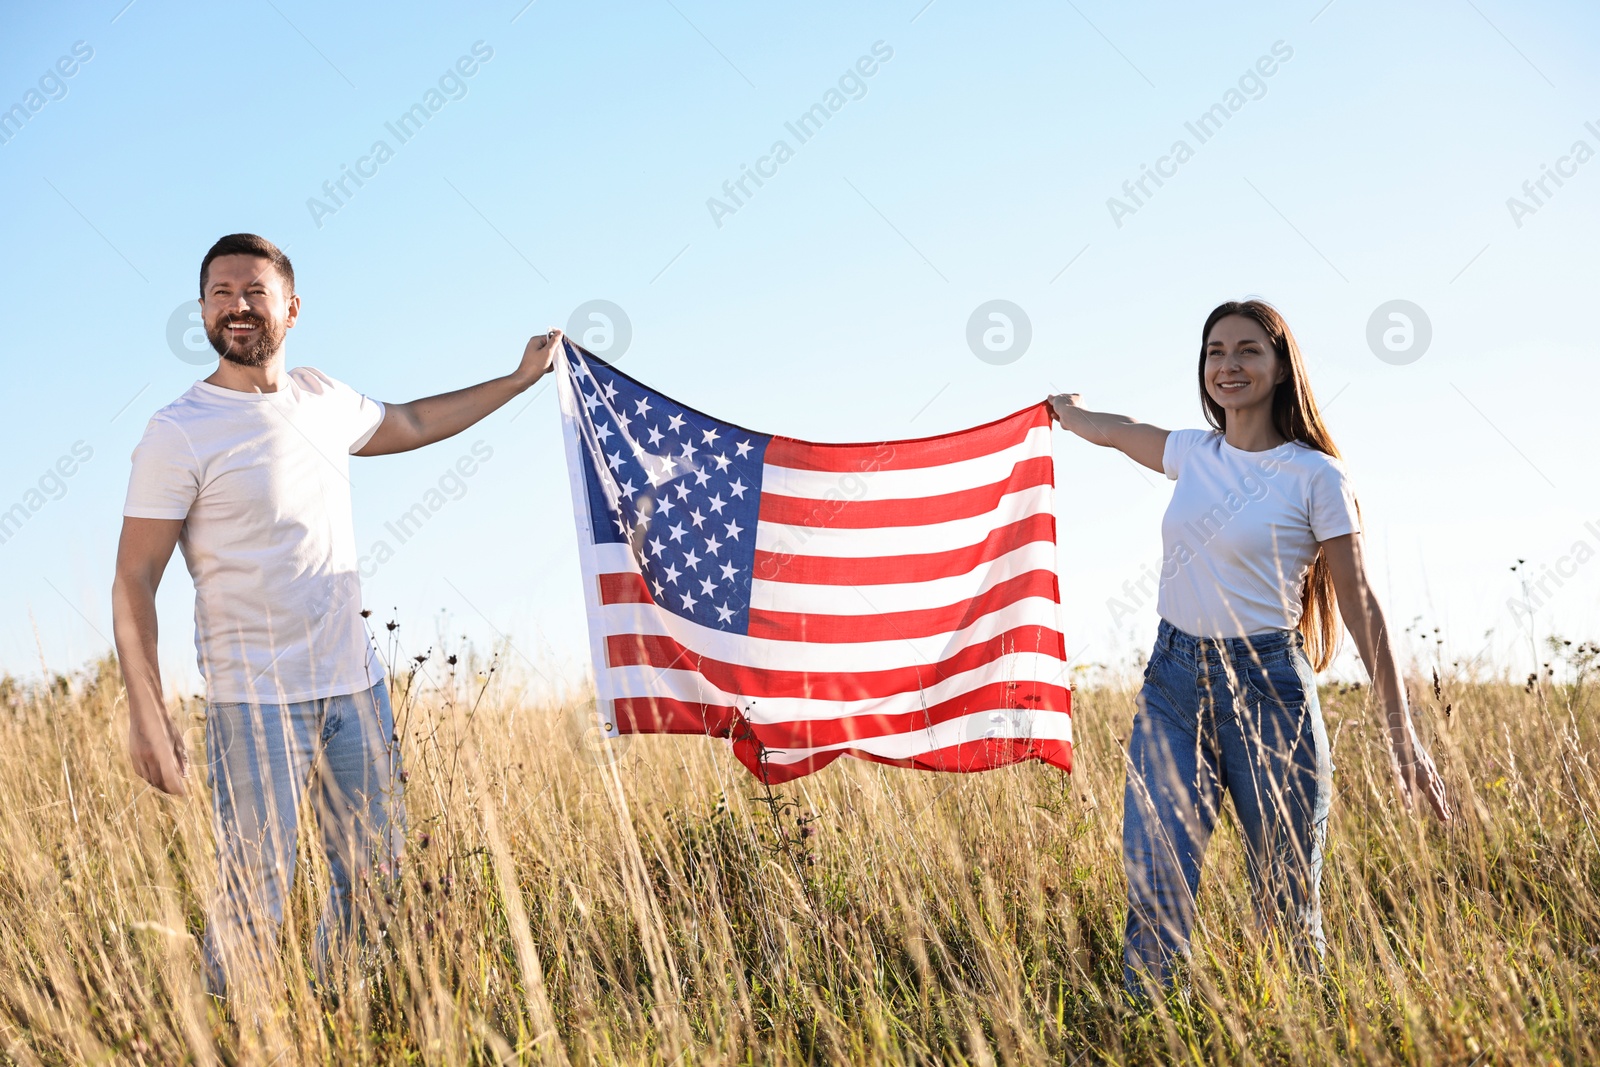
199, 233, 295, 298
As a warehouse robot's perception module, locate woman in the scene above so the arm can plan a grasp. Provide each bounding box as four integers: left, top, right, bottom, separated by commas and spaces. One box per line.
1047, 300, 1451, 993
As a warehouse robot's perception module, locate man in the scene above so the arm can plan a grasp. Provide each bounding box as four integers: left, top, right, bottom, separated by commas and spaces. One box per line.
111, 232, 560, 995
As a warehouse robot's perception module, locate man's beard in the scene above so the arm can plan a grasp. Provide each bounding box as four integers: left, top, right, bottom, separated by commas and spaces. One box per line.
206, 314, 285, 367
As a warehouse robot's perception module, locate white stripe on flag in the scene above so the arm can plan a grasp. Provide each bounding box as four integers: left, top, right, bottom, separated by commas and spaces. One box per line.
755, 710, 1074, 765
596, 596, 1062, 673
753, 482, 1053, 557
602, 652, 1069, 724
759, 425, 1053, 501
747, 540, 1057, 612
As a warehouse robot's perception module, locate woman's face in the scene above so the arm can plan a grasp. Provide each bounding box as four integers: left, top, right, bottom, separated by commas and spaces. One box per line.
1203, 314, 1285, 414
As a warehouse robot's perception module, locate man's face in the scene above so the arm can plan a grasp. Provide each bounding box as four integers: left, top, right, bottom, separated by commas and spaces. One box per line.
200, 255, 299, 367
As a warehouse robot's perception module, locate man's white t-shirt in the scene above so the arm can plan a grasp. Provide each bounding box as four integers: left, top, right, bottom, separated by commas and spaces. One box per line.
123, 367, 387, 704
1156, 428, 1361, 638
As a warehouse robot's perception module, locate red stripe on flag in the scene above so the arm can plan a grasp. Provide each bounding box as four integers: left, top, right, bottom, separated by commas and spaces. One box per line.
747, 568, 1060, 643
763, 404, 1048, 472
748, 680, 1070, 748
599, 572, 651, 604
604, 624, 1066, 700
759, 454, 1054, 529
611, 696, 737, 736
737, 735, 1073, 784
753, 512, 1055, 586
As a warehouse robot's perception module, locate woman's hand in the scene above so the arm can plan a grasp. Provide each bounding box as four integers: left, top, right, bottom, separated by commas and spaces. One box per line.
1391, 719, 1452, 823
1323, 533, 1453, 825
1047, 392, 1087, 433
1043, 394, 1169, 473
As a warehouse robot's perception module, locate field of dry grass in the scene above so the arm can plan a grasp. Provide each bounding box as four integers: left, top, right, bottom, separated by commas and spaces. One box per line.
0, 644, 1597, 1065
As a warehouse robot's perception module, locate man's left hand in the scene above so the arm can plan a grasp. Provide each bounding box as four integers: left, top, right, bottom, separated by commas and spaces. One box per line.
515, 328, 563, 390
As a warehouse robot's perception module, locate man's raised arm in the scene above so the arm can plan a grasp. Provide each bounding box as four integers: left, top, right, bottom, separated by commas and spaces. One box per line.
356, 329, 563, 457
111, 516, 189, 795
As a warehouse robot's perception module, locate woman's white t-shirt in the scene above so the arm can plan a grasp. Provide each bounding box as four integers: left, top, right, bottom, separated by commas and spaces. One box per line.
1156, 428, 1361, 638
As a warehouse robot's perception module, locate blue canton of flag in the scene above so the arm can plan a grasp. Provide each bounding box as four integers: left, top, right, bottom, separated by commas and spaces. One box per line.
569, 346, 770, 635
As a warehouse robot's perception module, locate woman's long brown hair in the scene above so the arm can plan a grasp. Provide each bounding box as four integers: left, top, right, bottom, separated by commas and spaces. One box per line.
1197, 300, 1347, 671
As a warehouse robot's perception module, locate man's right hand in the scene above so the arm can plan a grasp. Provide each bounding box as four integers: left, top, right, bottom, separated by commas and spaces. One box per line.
129, 710, 189, 795
114, 515, 188, 797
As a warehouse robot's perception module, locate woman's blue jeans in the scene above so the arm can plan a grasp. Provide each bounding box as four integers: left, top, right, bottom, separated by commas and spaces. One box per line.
1122, 619, 1332, 992
200, 681, 405, 996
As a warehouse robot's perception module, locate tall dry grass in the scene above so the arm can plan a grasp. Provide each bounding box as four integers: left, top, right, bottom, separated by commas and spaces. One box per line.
0, 643, 1597, 1065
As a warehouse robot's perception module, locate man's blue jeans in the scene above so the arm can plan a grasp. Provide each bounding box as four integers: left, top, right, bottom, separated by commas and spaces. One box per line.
1122, 619, 1332, 993
201, 681, 405, 996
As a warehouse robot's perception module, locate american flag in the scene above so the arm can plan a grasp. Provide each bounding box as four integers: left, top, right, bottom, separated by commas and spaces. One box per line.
555, 340, 1072, 783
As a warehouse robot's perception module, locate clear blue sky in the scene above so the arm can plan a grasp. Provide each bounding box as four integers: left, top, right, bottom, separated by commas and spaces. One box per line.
2, 0, 1595, 695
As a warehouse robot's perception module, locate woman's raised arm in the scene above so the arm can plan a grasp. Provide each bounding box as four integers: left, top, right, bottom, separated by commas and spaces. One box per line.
1046, 393, 1170, 474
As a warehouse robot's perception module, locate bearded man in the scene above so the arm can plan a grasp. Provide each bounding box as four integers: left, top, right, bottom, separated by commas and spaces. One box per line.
111, 232, 560, 995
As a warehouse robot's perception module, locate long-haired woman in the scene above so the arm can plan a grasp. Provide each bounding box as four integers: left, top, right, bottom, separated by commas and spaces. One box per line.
1048, 299, 1451, 993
